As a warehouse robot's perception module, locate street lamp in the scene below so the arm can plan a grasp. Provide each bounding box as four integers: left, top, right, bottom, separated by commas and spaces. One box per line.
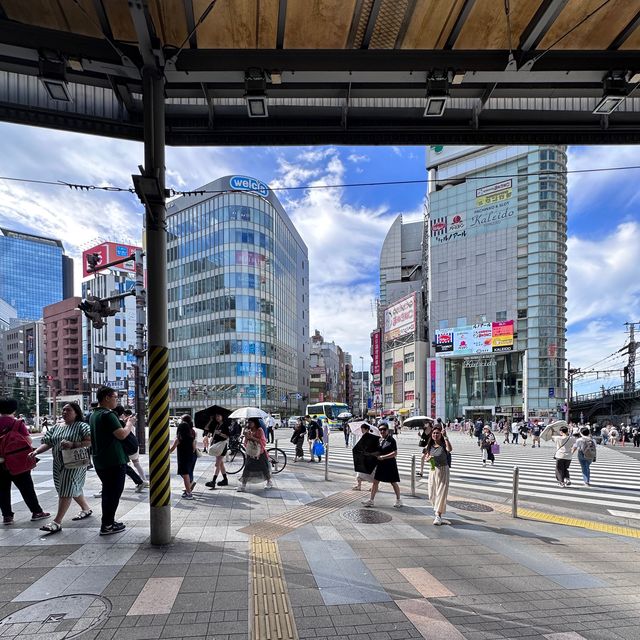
359, 356, 365, 418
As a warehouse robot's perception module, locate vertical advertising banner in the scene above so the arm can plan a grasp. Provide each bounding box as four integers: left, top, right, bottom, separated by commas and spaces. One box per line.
429, 359, 436, 419
371, 329, 382, 385
393, 361, 403, 404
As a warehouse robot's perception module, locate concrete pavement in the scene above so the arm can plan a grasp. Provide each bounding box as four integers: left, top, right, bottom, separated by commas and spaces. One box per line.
1, 440, 640, 639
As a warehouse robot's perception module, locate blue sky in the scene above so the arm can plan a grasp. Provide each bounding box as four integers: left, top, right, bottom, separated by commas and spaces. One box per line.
0, 122, 638, 396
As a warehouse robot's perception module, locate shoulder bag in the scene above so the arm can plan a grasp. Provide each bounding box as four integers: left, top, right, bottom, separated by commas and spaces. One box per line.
209, 440, 226, 457
62, 446, 91, 469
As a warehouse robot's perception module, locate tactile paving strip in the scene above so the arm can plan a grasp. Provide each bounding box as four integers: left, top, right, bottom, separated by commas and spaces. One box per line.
250, 536, 297, 640
239, 490, 362, 539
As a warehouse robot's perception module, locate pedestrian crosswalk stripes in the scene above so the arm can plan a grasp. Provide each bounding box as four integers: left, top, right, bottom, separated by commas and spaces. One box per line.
279, 432, 640, 517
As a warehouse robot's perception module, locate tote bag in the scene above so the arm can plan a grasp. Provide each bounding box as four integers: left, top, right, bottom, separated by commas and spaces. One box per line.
62, 447, 91, 469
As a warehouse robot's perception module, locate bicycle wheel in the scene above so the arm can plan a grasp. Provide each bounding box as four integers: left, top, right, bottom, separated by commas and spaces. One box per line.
267, 447, 287, 474
224, 449, 246, 475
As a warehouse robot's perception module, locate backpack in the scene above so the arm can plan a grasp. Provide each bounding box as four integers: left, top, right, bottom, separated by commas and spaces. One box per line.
0, 417, 37, 476
582, 438, 597, 461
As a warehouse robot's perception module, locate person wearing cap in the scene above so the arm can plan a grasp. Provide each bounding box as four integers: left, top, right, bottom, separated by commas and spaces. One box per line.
480, 425, 496, 467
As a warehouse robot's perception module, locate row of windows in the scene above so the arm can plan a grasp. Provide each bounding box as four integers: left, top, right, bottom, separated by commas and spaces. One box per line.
168, 250, 269, 282
171, 339, 275, 361
168, 295, 274, 322
168, 316, 276, 342
167, 228, 274, 262
168, 204, 274, 240
168, 272, 268, 303
170, 361, 272, 382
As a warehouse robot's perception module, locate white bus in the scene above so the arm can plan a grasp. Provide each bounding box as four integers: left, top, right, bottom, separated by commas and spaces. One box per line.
306, 402, 351, 430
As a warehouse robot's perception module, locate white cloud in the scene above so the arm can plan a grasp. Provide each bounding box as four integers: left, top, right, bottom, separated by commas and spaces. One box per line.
567, 145, 640, 217
567, 221, 640, 327
347, 153, 369, 163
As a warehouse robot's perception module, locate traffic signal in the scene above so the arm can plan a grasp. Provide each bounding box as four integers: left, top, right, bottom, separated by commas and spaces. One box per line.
78, 296, 106, 329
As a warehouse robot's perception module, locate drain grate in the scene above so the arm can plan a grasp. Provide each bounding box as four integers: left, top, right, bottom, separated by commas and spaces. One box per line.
448, 500, 494, 513
341, 509, 393, 524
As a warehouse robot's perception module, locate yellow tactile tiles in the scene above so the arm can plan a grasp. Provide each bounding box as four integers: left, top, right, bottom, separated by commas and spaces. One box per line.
458, 496, 640, 539
250, 536, 298, 640
239, 490, 362, 539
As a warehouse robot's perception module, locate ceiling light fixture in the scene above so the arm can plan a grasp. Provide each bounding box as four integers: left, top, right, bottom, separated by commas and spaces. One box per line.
593, 76, 628, 115
38, 52, 71, 102
244, 68, 269, 118
424, 75, 449, 117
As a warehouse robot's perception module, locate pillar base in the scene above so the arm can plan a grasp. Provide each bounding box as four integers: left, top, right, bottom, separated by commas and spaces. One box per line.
150, 505, 171, 545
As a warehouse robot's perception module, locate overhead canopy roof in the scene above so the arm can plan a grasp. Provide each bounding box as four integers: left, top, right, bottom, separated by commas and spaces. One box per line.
1, 0, 640, 145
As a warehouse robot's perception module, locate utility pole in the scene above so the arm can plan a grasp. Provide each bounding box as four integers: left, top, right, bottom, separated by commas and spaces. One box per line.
567, 362, 580, 422
624, 322, 638, 392
133, 249, 147, 453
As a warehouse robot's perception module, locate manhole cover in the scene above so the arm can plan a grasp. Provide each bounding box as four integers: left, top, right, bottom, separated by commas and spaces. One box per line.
448, 500, 494, 513
341, 509, 393, 524
0, 594, 111, 639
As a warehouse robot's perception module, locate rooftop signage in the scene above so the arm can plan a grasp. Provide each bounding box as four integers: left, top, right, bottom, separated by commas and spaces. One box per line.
229, 175, 269, 198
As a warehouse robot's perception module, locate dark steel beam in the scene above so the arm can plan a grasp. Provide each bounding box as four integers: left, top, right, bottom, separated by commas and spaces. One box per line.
92, 0, 114, 41
444, 0, 477, 50
361, 0, 384, 49
175, 48, 640, 73
276, 0, 287, 49
519, 0, 569, 52
609, 9, 640, 50
2, 103, 640, 146
128, 0, 164, 68
183, 0, 198, 49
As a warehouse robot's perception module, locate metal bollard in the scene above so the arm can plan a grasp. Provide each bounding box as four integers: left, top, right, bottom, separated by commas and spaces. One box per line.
324, 443, 329, 481
512, 466, 519, 518
411, 455, 416, 497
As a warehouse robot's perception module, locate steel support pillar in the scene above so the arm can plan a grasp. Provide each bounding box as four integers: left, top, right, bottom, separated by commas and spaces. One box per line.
141, 65, 171, 545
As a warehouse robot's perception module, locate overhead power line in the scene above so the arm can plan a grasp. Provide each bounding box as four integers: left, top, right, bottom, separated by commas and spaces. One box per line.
1, 163, 640, 199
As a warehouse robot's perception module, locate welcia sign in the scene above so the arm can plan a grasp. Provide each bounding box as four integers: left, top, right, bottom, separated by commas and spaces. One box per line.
229, 175, 269, 197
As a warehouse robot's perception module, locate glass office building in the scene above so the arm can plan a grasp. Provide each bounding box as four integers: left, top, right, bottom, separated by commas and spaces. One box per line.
166, 175, 309, 414
0, 227, 73, 321
427, 145, 567, 422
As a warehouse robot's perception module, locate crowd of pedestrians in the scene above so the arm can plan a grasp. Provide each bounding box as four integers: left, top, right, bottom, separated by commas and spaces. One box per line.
3, 387, 638, 535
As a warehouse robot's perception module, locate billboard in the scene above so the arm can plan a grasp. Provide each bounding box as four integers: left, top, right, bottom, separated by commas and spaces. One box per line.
371, 329, 382, 384
430, 178, 516, 246
384, 293, 417, 341
82, 242, 141, 277
435, 320, 514, 355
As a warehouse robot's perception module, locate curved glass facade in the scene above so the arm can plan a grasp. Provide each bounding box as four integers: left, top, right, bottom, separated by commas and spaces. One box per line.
166, 176, 309, 413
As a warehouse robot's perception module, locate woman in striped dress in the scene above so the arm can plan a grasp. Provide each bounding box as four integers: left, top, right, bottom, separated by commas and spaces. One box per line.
29, 402, 92, 533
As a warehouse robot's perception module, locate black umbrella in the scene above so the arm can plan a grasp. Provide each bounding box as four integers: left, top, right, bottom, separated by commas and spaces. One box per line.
194, 405, 231, 431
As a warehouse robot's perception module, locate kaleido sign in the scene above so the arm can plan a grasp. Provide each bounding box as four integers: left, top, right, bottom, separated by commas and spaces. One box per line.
435, 320, 514, 355
430, 178, 516, 245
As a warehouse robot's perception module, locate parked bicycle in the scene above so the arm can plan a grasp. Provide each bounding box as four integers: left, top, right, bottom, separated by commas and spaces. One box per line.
223, 434, 287, 475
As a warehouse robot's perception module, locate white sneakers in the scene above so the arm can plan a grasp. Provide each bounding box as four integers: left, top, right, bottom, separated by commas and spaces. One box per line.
433, 515, 442, 526
393, 500, 403, 509
361, 499, 374, 508
265, 480, 273, 489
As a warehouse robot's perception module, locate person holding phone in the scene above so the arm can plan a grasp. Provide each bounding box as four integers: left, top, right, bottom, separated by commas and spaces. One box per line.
361, 424, 402, 509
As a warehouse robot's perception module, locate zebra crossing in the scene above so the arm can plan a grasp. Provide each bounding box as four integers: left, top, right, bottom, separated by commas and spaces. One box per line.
277, 431, 640, 518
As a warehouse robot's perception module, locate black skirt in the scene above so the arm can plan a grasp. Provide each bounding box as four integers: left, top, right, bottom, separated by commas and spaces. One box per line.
177, 450, 197, 476
374, 458, 400, 483
242, 451, 270, 482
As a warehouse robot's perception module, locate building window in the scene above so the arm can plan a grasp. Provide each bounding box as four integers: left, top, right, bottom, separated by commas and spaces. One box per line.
384, 393, 393, 404
456, 317, 466, 327
404, 352, 414, 364
438, 319, 448, 330
385, 376, 393, 386
496, 310, 508, 321
404, 371, 414, 382
384, 358, 392, 369
476, 283, 486, 294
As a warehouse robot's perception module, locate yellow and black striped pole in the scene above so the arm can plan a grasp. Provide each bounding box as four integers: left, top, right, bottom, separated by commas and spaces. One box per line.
141, 62, 171, 545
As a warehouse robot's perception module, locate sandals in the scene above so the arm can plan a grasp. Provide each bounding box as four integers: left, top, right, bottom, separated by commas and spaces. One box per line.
72, 510, 93, 521
40, 521, 62, 533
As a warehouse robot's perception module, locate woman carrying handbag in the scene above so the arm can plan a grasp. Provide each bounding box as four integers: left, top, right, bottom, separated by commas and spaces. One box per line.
236, 418, 273, 492
29, 402, 92, 533
480, 425, 497, 467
